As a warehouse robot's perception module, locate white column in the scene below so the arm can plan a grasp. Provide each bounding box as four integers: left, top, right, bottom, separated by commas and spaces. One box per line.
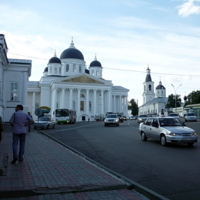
32, 92, 35, 116
86, 89, 89, 114
108, 90, 111, 112
23, 72, 28, 108
69, 88, 73, 109
113, 95, 116, 113
94, 90, 97, 114
77, 89, 80, 112
119, 95, 122, 113
101, 90, 104, 115
51, 88, 57, 117
61, 88, 65, 108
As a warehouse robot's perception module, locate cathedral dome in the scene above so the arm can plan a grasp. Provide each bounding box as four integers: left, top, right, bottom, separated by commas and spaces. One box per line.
156, 81, 165, 89
89, 60, 102, 68
60, 40, 84, 60
48, 56, 61, 64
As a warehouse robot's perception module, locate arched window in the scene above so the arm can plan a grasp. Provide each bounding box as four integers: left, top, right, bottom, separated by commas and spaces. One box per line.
73, 64, 76, 72
149, 85, 151, 91
92, 70, 94, 76
59, 67, 61, 74
50, 66, 52, 73
79, 65, 82, 73
66, 64, 69, 72
96, 71, 99, 76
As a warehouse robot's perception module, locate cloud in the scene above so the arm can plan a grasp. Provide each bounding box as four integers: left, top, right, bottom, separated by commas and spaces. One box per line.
177, 0, 200, 17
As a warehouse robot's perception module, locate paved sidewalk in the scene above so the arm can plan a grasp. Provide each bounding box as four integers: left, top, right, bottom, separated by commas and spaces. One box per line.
0, 125, 167, 200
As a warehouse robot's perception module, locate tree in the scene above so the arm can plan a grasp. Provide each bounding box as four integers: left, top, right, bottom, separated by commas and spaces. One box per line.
128, 99, 138, 115
165, 94, 181, 109
184, 90, 200, 107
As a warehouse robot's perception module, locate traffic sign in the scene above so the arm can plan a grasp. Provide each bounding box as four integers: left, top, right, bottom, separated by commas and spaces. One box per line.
35, 108, 43, 117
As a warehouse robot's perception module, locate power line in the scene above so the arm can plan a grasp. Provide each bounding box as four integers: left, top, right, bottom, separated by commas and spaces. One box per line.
8, 52, 200, 77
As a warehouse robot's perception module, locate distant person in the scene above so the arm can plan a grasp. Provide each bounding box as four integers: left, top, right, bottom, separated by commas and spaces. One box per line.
9, 105, 34, 164
27, 112, 33, 132
0, 116, 4, 142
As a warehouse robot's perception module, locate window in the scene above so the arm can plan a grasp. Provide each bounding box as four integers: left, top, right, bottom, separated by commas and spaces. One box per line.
54, 67, 57, 74
89, 101, 91, 111
80, 101, 84, 111
92, 70, 94, 76
79, 65, 82, 73
11, 82, 18, 101
50, 66, 52, 73
59, 67, 61, 74
149, 85, 151, 91
96, 71, 99, 76
73, 64, 76, 72
66, 64, 69, 72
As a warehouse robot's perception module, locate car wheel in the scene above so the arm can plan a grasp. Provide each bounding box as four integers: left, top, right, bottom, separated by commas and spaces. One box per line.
47, 125, 49, 129
104, 124, 107, 127
188, 143, 194, 146
117, 123, 119, 126
160, 135, 167, 146
141, 132, 147, 141
52, 125, 55, 129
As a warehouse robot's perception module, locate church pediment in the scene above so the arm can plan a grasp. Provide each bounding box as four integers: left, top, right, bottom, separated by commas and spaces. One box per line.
61, 75, 104, 84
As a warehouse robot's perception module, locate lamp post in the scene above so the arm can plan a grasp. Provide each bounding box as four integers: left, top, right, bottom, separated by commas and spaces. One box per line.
171, 84, 182, 113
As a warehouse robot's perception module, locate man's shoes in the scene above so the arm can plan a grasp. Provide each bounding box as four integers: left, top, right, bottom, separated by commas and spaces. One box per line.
19, 158, 24, 162
11, 158, 18, 164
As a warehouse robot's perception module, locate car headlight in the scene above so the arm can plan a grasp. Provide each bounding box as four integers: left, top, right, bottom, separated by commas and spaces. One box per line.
170, 132, 181, 136
192, 132, 197, 136
115, 119, 118, 122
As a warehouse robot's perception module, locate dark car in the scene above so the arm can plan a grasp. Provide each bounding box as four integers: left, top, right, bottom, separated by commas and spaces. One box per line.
123, 116, 127, 121
117, 114, 124, 123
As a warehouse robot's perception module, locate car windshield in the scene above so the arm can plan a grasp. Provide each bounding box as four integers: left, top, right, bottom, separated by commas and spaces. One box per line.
159, 118, 182, 126
139, 115, 147, 117
169, 113, 178, 116
187, 113, 195, 116
107, 114, 117, 118
38, 117, 50, 121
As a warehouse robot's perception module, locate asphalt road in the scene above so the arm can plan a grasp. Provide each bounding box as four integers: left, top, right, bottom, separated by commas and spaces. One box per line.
44, 120, 200, 200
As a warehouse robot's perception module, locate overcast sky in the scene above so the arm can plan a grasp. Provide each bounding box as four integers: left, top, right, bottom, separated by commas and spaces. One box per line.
1, 0, 200, 106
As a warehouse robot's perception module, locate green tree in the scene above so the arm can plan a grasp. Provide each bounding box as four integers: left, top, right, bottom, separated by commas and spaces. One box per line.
184, 90, 200, 107
165, 94, 181, 108
128, 99, 138, 115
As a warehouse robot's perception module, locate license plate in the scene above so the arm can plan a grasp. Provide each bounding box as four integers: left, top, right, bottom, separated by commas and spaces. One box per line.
183, 137, 191, 140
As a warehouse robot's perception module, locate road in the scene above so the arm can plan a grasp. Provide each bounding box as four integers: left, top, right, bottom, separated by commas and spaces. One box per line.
43, 120, 200, 200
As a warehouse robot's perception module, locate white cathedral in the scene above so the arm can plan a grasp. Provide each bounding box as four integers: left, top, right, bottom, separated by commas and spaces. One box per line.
139, 67, 168, 115
27, 40, 129, 121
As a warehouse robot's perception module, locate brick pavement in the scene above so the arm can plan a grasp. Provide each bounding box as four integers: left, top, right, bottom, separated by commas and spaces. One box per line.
0, 125, 167, 200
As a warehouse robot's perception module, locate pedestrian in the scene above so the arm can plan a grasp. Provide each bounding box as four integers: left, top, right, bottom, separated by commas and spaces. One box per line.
0, 116, 4, 142
88, 117, 90, 122
27, 112, 33, 132
9, 105, 34, 164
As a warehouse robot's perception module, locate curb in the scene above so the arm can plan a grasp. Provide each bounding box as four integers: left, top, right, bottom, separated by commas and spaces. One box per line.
39, 130, 169, 200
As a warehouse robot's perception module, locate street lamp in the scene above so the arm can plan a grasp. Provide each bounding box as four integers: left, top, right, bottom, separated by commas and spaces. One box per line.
171, 84, 182, 113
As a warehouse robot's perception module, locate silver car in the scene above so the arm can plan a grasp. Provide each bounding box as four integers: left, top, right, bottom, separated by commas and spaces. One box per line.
34, 117, 56, 129
104, 114, 119, 126
139, 117, 198, 146
168, 113, 180, 119
184, 113, 197, 122
137, 115, 148, 123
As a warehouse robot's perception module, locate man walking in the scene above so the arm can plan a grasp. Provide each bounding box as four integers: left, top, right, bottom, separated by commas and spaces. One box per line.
10, 105, 34, 164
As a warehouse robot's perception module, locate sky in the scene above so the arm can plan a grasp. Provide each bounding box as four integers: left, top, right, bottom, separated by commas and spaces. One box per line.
1, 0, 200, 106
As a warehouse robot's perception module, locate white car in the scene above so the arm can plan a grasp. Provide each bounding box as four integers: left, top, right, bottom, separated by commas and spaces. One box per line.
104, 114, 119, 126
184, 113, 197, 122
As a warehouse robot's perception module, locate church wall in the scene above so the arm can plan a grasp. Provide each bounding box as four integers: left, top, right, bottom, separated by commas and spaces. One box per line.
40, 86, 51, 107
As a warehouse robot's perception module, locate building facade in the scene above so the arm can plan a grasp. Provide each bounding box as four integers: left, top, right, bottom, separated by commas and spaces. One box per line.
0, 34, 32, 122
139, 67, 168, 115
28, 40, 129, 121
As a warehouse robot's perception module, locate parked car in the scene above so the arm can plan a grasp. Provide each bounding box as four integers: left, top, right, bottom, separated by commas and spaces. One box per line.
139, 117, 198, 146
104, 114, 119, 126
34, 117, 56, 129
137, 115, 148, 123
130, 116, 137, 120
184, 113, 197, 122
117, 114, 124, 123
168, 113, 180, 119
